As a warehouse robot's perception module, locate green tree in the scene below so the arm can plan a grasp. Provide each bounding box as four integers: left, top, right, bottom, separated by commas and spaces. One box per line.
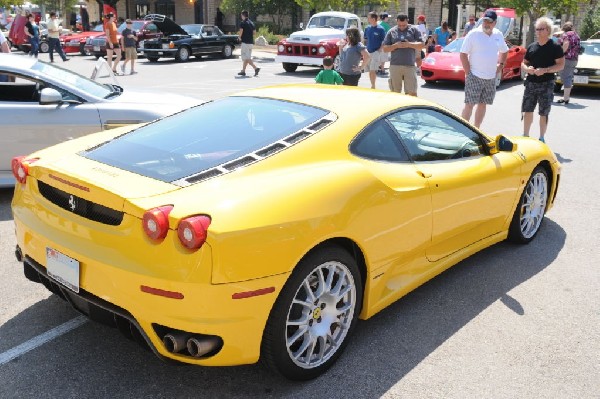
498, 0, 579, 45
580, 4, 600, 40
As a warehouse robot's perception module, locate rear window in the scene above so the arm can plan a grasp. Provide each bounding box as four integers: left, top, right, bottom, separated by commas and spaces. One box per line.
83, 97, 328, 182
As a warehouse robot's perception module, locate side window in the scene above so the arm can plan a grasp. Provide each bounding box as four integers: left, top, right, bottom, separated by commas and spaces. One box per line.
348, 19, 359, 29
350, 119, 410, 162
386, 108, 485, 162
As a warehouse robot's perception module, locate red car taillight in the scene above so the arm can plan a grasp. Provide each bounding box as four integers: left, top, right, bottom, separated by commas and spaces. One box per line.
142, 205, 173, 240
177, 215, 211, 250
11, 156, 38, 184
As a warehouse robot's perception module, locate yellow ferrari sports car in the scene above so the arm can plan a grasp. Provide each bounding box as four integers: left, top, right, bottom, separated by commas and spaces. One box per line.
11, 84, 560, 380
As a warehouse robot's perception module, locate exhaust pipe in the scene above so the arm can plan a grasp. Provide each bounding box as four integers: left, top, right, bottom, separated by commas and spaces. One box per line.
15, 245, 23, 262
163, 332, 188, 353
187, 336, 221, 358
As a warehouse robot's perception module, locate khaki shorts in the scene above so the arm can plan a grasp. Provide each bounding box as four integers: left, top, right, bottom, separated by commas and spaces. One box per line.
125, 47, 137, 60
388, 64, 417, 94
365, 50, 382, 72
380, 51, 390, 63
241, 43, 253, 60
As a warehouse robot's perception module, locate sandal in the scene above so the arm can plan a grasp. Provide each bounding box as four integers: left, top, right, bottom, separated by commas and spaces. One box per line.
557, 99, 569, 104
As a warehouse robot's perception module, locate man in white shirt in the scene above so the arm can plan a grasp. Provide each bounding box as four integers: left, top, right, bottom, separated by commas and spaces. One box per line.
47, 12, 69, 62
460, 10, 508, 128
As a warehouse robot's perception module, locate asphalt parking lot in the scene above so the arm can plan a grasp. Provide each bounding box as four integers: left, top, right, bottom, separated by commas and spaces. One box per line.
1, 48, 599, 398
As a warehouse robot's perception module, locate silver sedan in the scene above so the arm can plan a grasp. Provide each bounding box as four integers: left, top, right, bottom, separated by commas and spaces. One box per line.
0, 53, 201, 186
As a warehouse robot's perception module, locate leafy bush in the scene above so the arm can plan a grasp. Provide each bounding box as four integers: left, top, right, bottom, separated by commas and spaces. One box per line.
580, 5, 600, 40
255, 24, 282, 45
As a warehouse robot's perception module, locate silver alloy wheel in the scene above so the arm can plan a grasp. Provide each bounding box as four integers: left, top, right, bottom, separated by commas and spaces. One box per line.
519, 171, 548, 239
285, 261, 356, 369
178, 47, 189, 61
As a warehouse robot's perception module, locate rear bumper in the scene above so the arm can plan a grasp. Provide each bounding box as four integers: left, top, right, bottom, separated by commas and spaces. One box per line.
12, 182, 288, 367
420, 66, 466, 82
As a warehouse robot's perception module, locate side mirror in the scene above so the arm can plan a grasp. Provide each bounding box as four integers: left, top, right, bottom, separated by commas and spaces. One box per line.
490, 135, 517, 154
39, 88, 62, 105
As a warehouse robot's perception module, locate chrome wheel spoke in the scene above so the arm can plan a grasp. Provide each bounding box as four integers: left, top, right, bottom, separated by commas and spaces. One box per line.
286, 260, 357, 369
519, 172, 548, 239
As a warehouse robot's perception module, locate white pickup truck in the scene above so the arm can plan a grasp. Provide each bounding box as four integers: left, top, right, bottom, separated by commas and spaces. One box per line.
274, 11, 362, 72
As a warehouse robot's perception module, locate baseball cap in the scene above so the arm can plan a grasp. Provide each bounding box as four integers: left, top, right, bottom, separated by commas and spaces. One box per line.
482, 10, 497, 22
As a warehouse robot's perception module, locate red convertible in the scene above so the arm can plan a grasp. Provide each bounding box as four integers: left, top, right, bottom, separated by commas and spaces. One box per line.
421, 8, 526, 87
60, 24, 105, 55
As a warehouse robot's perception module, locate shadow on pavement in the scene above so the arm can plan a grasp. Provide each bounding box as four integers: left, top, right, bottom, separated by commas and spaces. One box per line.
0, 218, 565, 398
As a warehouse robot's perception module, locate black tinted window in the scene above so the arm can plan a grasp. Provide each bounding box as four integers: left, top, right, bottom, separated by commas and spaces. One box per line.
350, 119, 410, 162
83, 97, 328, 182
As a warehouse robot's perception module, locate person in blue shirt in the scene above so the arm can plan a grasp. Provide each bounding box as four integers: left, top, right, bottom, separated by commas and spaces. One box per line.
434, 21, 451, 47
364, 11, 386, 89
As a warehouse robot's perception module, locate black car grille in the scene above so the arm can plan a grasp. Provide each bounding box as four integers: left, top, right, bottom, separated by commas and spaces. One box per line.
144, 42, 162, 50
38, 180, 124, 226
574, 68, 599, 77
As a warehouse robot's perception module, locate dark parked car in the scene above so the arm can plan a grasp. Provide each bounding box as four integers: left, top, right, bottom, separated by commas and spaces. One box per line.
84, 20, 161, 58
142, 14, 240, 62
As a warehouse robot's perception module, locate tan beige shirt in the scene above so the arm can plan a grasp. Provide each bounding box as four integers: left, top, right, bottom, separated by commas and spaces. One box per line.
47, 18, 61, 39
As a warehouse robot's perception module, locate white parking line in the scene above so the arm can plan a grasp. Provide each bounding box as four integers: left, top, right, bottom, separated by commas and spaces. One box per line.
0, 316, 88, 366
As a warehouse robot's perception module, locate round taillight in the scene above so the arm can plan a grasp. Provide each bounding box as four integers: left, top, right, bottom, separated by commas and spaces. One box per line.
278, 44, 284, 52
177, 215, 211, 250
318, 46, 326, 54
142, 205, 173, 240
11, 156, 37, 184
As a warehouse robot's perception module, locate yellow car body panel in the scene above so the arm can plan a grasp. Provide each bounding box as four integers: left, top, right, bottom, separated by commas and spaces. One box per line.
11, 85, 561, 368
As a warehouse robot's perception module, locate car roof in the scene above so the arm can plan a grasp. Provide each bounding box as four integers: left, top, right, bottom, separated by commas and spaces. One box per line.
234, 84, 438, 121
0, 53, 38, 71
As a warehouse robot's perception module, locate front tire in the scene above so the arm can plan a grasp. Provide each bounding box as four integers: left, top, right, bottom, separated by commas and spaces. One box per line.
282, 62, 297, 73
261, 246, 362, 380
221, 44, 233, 58
175, 46, 191, 62
508, 166, 549, 244
39, 41, 50, 53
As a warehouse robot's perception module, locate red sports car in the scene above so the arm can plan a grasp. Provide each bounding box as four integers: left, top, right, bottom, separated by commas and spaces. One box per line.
60, 24, 105, 55
421, 8, 526, 87
420, 37, 526, 86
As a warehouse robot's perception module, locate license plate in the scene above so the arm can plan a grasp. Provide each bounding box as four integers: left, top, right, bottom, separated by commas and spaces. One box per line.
574, 75, 588, 84
46, 248, 80, 293
93, 45, 100, 52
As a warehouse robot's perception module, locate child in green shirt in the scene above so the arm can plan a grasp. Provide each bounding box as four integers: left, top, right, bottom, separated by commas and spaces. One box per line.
315, 56, 344, 85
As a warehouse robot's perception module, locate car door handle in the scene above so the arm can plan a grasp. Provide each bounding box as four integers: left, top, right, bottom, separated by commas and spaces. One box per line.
416, 170, 432, 178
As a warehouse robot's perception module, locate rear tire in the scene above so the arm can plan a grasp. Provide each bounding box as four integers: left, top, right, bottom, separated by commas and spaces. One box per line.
261, 246, 362, 380
507, 166, 549, 244
282, 62, 297, 73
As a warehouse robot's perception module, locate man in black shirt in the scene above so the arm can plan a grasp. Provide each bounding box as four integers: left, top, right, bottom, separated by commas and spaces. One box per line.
237, 10, 260, 77
521, 17, 564, 143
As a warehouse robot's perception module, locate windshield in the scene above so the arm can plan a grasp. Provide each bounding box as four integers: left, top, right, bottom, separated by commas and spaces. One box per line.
117, 21, 144, 33
182, 24, 201, 35
93, 24, 104, 32
582, 42, 600, 56
307, 16, 346, 30
443, 38, 464, 52
31, 61, 112, 98
474, 15, 512, 37
83, 97, 329, 183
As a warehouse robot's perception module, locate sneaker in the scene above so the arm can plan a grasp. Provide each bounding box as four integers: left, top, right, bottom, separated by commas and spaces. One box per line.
254, 67, 261, 76
539, 137, 545, 143
237, 71, 246, 76
121, 64, 125, 74
130, 71, 137, 75
63, 58, 70, 62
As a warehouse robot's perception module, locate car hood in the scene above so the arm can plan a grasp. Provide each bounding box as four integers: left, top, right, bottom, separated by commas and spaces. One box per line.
147, 15, 188, 36
112, 89, 202, 108
576, 54, 600, 69
287, 28, 345, 44
426, 52, 463, 67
